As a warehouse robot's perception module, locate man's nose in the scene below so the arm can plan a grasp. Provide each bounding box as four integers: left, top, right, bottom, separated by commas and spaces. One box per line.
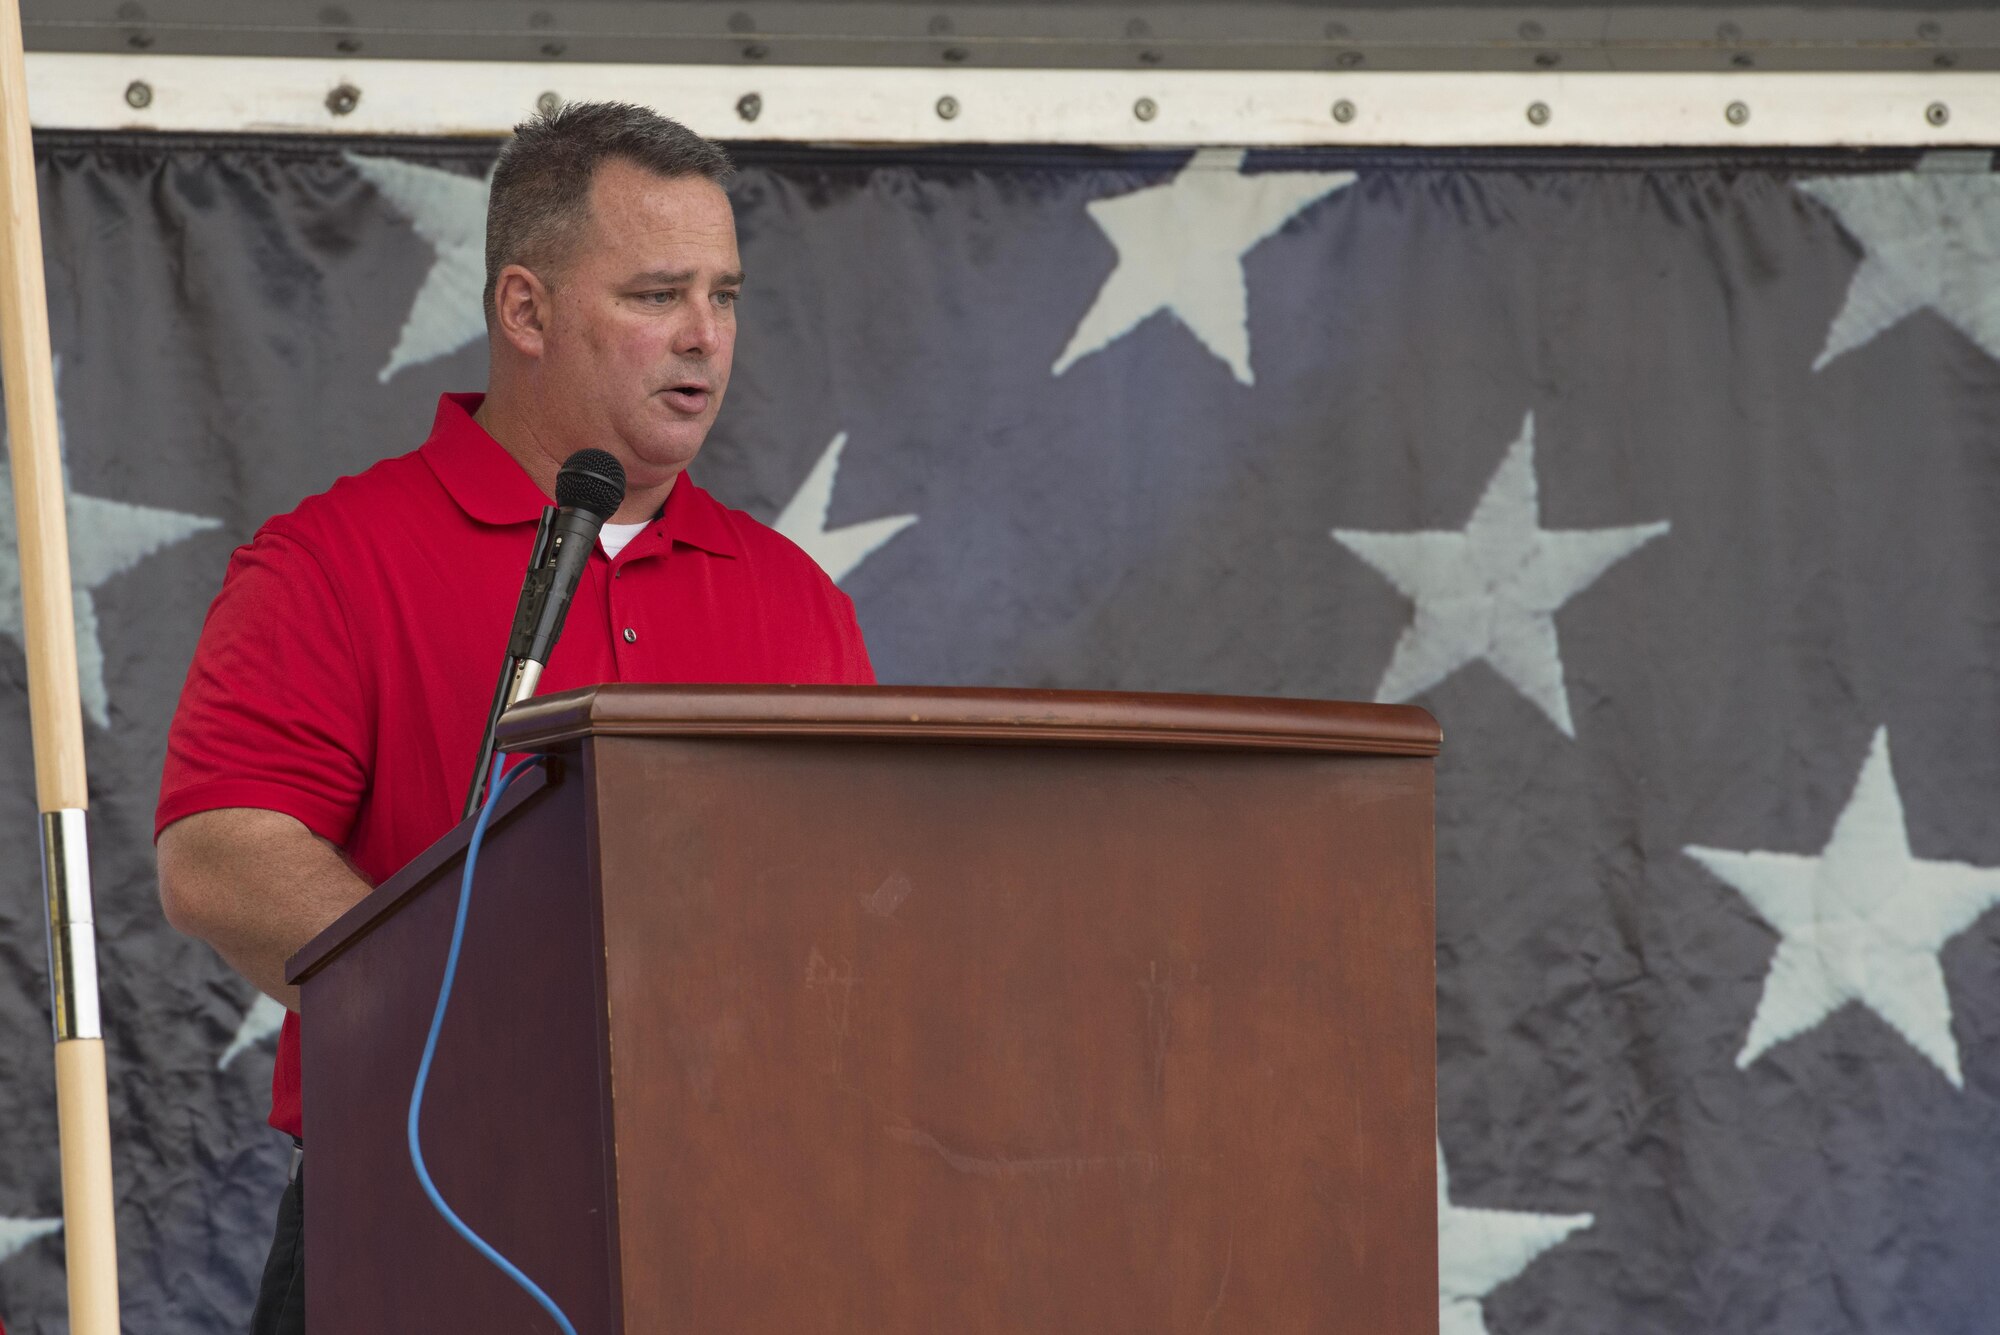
676, 302, 722, 358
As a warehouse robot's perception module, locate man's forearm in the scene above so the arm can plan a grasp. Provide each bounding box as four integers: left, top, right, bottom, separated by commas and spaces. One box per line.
157, 807, 373, 1011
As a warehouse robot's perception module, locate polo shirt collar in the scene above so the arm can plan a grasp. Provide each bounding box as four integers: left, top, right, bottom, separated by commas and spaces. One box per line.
419, 392, 740, 557
420, 393, 550, 526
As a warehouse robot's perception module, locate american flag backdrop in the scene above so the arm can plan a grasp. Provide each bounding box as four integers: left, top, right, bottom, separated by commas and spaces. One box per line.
1, 130, 1999, 1333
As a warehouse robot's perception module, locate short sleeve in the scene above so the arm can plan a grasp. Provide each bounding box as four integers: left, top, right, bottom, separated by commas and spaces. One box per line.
155, 529, 373, 845
830, 586, 877, 685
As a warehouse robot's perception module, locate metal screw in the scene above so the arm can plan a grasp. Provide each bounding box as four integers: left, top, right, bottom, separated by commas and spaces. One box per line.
540, 42, 565, 58
736, 92, 762, 122
742, 42, 767, 60
942, 46, 968, 63
1334, 50, 1363, 69
1534, 51, 1560, 68
1332, 99, 1356, 124
325, 83, 360, 116
1526, 101, 1551, 127
123, 80, 152, 109
1134, 97, 1158, 122
1928, 102, 1951, 127
537, 90, 562, 116
335, 36, 360, 53
936, 95, 959, 120
1726, 101, 1750, 126
1731, 52, 1754, 68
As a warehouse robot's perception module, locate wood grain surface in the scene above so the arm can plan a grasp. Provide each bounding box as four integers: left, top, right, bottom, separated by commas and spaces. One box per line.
300, 687, 1438, 1334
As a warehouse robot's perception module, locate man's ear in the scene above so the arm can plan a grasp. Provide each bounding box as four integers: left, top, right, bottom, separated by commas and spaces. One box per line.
491, 264, 551, 358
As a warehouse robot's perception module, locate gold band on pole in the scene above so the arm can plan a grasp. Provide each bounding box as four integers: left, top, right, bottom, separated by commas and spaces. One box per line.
0, 0, 124, 1329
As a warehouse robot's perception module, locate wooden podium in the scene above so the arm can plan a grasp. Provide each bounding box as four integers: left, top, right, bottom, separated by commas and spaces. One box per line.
287, 685, 1440, 1333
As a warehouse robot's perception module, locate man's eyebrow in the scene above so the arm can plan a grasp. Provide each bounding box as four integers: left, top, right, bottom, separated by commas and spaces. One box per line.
629, 268, 746, 287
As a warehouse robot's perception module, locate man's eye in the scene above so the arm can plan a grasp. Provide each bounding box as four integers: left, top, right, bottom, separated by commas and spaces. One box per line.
715, 290, 739, 308
641, 290, 675, 304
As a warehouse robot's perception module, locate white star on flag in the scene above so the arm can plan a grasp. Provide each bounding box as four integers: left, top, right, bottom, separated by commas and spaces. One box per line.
0, 361, 222, 727
348, 153, 494, 382
1438, 1139, 1592, 1335
1331, 413, 1668, 737
1800, 151, 2000, 371
1685, 727, 2000, 1088
0, 1215, 61, 1267
1052, 148, 1354, 385
219, 994, 288, 1071
773, 432, 917, 585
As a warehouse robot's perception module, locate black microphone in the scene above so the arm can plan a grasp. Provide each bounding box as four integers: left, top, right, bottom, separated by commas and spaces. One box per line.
513, 450, 626, 674
464, 449, 627, 819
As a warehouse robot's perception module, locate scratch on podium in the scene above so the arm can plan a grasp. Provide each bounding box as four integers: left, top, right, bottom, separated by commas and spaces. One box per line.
805, 946, 860, 1075
1141, 961, 1177, 1092
860, 872, 915, 919
885, 1122, 1161, 1184
1200, 1237, 1233, 1331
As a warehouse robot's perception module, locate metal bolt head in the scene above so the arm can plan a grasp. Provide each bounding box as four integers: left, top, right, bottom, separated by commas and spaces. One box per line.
742, 42, 768, 60
1331, 99, 1357, 125
325, 83, 360, 116
1134, 96, 1158, 123
1725, 101, 1750, 126
936, 94, 959, 121
537, 90, 562, 116
736, 91, 762, 122
1526, 101, 1551, 127
123, 80, 152, 109
1927, 101, 1951, 127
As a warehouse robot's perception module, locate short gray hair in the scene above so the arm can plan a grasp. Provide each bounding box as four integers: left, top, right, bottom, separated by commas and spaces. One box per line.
483, 101, 733, 322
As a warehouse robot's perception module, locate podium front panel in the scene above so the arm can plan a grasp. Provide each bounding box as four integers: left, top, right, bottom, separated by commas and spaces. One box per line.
587, 733, 1435, 1334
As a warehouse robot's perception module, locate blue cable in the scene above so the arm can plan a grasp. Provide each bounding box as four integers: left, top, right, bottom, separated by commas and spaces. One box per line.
407, 754, 579, 1335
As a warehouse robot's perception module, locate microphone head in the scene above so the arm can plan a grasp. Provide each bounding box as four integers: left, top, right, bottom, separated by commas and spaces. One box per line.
555, 449, 627, 522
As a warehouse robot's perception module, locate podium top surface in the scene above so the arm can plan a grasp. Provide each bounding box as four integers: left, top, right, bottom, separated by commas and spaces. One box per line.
495, 684, 1439, 757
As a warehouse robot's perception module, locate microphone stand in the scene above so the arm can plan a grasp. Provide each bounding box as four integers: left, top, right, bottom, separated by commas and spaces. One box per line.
464, 507, 558, 820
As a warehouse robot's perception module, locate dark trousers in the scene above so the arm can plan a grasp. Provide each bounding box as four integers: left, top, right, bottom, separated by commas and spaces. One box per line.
249, 1159, 305, 1335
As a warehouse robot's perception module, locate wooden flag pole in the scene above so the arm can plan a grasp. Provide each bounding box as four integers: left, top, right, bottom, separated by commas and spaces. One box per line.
0, 4, 122, 1331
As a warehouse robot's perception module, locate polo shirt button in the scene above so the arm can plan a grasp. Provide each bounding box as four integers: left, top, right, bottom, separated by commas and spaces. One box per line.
623, 628, 638, 643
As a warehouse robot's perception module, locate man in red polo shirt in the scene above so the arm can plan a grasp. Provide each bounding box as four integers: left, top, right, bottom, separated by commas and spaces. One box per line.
155, 103, 872, 1335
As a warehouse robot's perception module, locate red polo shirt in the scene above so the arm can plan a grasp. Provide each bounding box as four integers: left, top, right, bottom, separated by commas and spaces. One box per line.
158, 393, 874, 1137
